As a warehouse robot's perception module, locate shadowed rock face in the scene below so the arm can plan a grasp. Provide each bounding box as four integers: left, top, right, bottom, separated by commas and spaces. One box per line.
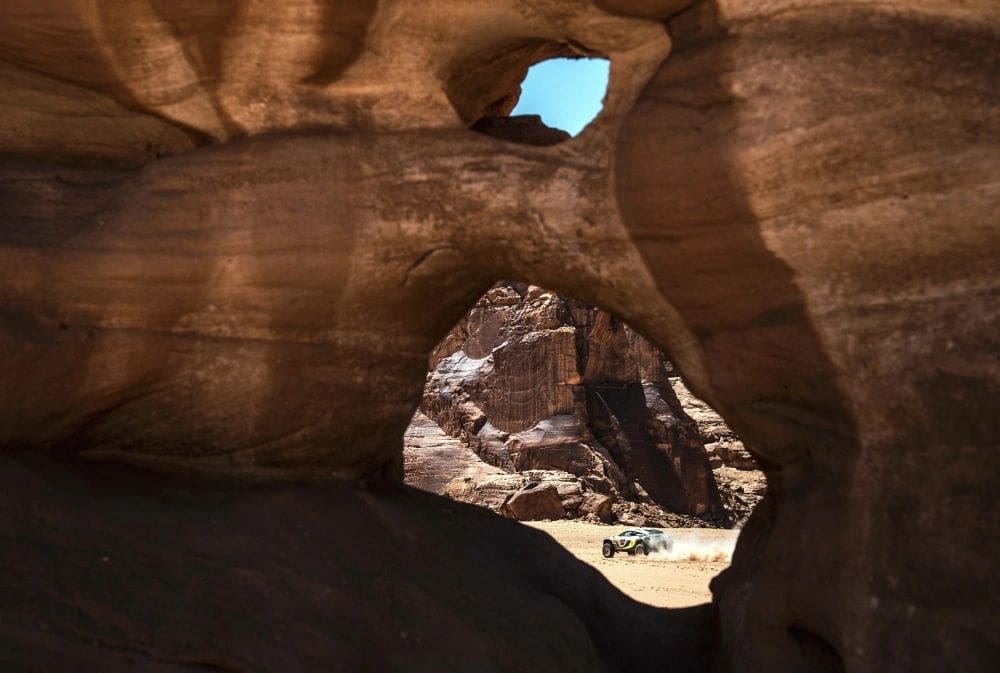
0, 456, 712, 672
614, 3, 999, 671
0, 1, 997, 672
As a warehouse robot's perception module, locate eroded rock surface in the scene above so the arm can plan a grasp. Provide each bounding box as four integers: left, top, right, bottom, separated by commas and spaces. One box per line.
1, 1, 997, 672
402, 411, 506, 495
0, 456, 711, 673
615, 3, 1000, 671
671, 377, 764, 524
414, 282, 728, 524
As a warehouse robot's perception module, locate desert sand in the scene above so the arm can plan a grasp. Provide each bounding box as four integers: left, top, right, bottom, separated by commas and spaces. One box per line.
525, 520, 740, 608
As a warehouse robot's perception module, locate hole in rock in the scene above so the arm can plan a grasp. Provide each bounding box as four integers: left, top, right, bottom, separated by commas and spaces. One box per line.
470, 56, 609, 145
511, 57, 610, 136
404, 281, 766, 608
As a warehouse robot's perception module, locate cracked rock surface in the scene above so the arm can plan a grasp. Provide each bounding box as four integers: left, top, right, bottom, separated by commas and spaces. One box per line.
409, 281, 734, 526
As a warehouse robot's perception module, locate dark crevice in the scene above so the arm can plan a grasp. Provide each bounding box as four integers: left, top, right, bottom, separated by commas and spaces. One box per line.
470, 115, 571, 146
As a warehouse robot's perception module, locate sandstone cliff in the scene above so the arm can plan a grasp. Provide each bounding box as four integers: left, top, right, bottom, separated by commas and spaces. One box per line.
409, 282, 732, 526
670, 377, 766, 524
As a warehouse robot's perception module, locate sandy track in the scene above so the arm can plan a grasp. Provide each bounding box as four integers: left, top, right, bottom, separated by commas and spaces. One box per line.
525, 520, 739, 608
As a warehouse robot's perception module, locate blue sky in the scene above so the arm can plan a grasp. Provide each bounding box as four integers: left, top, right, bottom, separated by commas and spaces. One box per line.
511, 57, 610, 136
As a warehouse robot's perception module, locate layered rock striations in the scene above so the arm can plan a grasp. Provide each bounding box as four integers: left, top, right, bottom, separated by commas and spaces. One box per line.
412, 283, 730, 525
1, 1, 997, 672
0, 0, 673, 481
671, 377, 765, 524
615, 3, 1000, 671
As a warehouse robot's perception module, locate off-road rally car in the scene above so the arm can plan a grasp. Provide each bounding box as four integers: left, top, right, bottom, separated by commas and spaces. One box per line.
601, 528, 674, 558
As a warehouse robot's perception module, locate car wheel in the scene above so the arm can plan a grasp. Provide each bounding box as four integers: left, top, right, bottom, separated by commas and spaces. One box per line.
633, 542, 647, 557
602, 541, 615, 558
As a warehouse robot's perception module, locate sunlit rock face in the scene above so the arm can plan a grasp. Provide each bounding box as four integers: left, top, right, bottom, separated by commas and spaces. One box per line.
0, 0, 672, 481
0, 0, 997, 672
416, 282, 728, 523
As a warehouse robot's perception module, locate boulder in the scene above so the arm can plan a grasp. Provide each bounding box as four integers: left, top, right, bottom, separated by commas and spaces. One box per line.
713, 443, 758, 472
499, 482, 566, 521
580, 493, 615, 523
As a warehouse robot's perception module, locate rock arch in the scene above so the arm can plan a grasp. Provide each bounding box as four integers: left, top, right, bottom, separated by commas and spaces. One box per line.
0, 1, 996, 671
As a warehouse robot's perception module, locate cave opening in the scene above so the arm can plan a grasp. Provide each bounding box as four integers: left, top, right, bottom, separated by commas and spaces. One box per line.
404, 281, 766, 608
469, 55, 610, 145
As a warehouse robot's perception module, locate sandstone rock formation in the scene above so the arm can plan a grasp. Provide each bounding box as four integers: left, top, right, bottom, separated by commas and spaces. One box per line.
614, 4, 1000, 671
409, 281, 733, 525
0, 455, 712, 673
1, 1, 997, 672
671, 377, 765, 524
402, 411, 507, 495
407, 410, 622, 522
499, 481, 567, 520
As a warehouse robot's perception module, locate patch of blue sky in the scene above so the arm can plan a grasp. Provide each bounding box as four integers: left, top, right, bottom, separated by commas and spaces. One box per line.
511, 57, 610, 137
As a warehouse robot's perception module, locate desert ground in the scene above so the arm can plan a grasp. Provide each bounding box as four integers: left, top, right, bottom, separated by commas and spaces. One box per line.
525, 520, 740, 608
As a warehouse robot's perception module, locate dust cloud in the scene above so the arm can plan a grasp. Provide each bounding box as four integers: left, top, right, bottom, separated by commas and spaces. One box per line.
526, 521, 740, 607
649, 533, 737, 563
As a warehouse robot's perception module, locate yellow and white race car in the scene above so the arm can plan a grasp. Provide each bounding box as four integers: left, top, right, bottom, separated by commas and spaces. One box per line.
601, 528, 673, 558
